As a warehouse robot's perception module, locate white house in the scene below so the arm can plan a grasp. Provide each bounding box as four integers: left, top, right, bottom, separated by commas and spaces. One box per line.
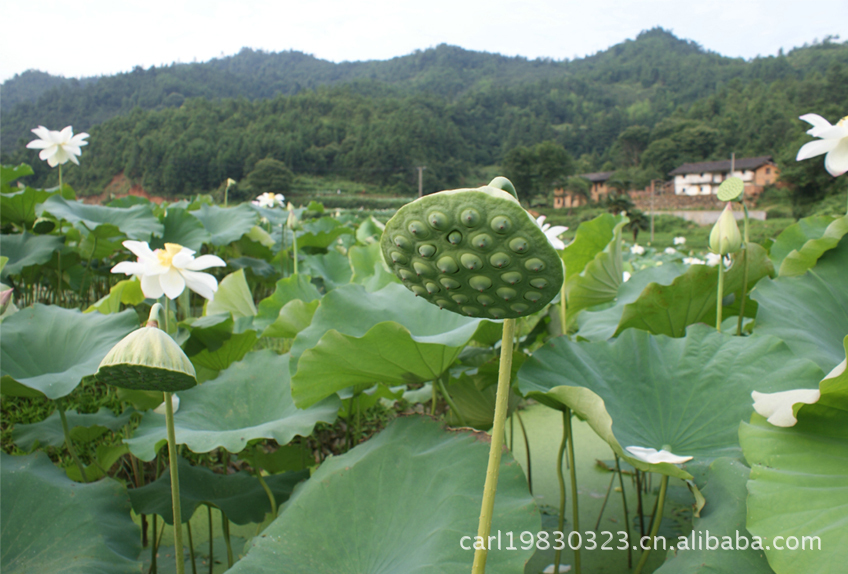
668, 156, 779, 196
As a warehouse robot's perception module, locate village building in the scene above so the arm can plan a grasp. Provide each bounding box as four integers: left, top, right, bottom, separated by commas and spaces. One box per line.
553, 171, 614, 208
668, 156, 779, 197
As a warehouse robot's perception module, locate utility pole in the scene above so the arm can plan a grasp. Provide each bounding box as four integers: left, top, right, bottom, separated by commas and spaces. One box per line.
417, 166, 426, 198
650, 179, 655, 243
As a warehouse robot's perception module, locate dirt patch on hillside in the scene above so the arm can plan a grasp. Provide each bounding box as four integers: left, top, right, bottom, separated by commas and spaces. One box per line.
82, 173, 166, 205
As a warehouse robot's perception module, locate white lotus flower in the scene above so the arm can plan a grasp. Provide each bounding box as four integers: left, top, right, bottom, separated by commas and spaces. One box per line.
683, 256, 705, 265
622, 271, 631, 282
154, 393, 180, 415
26, 125, 89, 167
630, 244, 645, 255
664, 247, 677, 255
796, 114, 848, 176
111, 241, 226, 300
626, 446, 692, 465
253, 192, 285, 208
705, 252, 722, 267
751, 388, 821, 427
535, 215, 568, 250
673, 236, 686, 246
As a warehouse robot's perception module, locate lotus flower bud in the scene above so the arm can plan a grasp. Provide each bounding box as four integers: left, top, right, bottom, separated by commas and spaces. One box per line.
709, 203, 742, 255
381, 176, 563, 319
95, 303, 197, 392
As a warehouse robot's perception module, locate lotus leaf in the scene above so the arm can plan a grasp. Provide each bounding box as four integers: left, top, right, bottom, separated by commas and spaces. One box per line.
190, 203, 257, 246
37, 195, 163, 240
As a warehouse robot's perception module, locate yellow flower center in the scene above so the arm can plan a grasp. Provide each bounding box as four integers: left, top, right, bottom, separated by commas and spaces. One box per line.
838, 116, 848, 127
157, 243, 183, 267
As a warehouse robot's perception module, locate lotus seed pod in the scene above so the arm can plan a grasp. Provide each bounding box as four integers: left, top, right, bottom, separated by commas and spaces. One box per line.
709, 203, 742, 256
95, 304, 197, 392
380, 177, 563, 318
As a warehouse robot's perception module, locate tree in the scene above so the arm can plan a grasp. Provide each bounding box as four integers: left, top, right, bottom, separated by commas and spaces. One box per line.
246, 158, 293, 195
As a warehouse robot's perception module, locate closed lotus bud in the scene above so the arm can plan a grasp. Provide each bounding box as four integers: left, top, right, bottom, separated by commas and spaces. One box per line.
95, 303, 197, 392
381, 176, 563, 319
709, 203, 742, 255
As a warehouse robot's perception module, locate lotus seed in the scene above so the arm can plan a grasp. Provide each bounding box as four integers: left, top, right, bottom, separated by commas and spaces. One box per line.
413, 262, 434, 276
477, 294, 495, 306
489, 252, 511, 268
408, 220, 429, 237
411, 285, 428, 297
469, 276, 493, 292
394, 235, 412, 251
460, 253, 483, 271
418, 244, 436, 258
488, 308, 506, 319
490, 216, 512, 234
461, 208, 481, 227
509, 237, 529, 253
436, 256, 459, 274
524, 291, 542, 302
391, 251, 408, 264
472, 233, 493, 250
440, 277, 461, 290
448, 231, 463, 245
496, 287, 517, 301
398, 269, 415, 281
530, 278, 548, 289
510, 303, 529, 313
462, 306, 479, 316
525, 258, 545, 272
428, 211, 449, 229
501, 272, 523, 285
424, 281, 440, 294
451, 294, 469, 304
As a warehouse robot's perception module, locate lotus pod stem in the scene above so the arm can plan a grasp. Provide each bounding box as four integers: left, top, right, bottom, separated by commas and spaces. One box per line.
736, 203, 751, 336
471, 318, 515, 573
634, 474, 669, 574
565, 408, 581, 574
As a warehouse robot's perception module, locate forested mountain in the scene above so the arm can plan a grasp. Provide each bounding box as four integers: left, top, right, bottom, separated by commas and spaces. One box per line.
2, 29, 847, 206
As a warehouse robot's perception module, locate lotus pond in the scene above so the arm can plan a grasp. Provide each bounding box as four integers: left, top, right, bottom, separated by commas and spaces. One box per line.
1, 160, 847, 574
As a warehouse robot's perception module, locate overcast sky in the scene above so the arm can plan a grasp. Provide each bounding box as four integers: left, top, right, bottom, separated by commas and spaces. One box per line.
1, 0, 845, 82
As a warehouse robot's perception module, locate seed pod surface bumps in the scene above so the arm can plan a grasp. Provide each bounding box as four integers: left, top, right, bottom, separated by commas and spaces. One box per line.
381, 182, 563, 318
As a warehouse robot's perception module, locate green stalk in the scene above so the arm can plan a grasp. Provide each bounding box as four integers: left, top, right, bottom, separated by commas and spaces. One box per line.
736, 203, 750, 336
471, 318, 516, 574
565, 408, 581, 574
78, 235, 97, 308
252, 448, 278, 518
553, 410, 568, 573
516, 410, 532, 495
292, 234, 299, 275
437, 373, 467, 427
614, 454, 632, 568
430, 379, 438, 416
57, 399, 88, 483
716, 261, 725, 332
207, 506, 214, 574
559, 264, 567, 336
634, 474, 669, 574
164, 390, 185, 574
222, 512, 234, 568
58, 164, 63, 195
186, 521, 197, 574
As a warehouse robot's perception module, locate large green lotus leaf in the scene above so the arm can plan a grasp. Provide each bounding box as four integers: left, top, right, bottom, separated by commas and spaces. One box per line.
228, 256, 277, 278
0, 232, 65, 278
355, 215, 385, 244
349, 242, 401, 292
739, 343, 848, 574
0, 451, 141, 574
0, 164, 34, 190
150, 206, 212, 252
297, 217, 354, 249
204, 269, 257, 318
0, 186, 56, 228
125, 350, 339, 461
188, 331, 258, 372
128, 456, 308, 525
613, 243, 772, 338
770, 213, 848, 276
655, 457, 775, 574
37, 195, 163, 240
518, 325, 823, 480
565, 215, 627, 314
12, 407, 134, 450
560, 213, 620, 277
254, 274, 322, 335
301, 250, 352, 291
190, 203, 257, 246
85, 278, 145, 314
576, 262, 687, 341
0, 305, 139, 399
753, 235, 848, 372
229, 416, 538, 574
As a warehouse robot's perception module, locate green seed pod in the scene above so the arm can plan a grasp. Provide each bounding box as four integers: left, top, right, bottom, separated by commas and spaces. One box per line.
709, 203, 742, 256
95, 304, 197, 392
381, 177, 563, 318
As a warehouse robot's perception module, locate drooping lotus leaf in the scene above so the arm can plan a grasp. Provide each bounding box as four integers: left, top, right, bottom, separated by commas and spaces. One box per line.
228, 256, 277, 278
769, 213, 848, 276
518, 325, 823, 480
559, 212, 621, 277
37, 195, 164, 240
151, 206, 212, 252
125, 350, 339, 461
355, 214, 385, 244
654, 457, 775, 574
381, 179, 563, 319
297, 217, 354, 249
610, 243, 772, 338
289, 282, 484, 407
95, 309, 197, 393
1, 305, 138, 399
576, 262, 686, 341
85, 278, 145, 314
300, 250, 352, 290
565, 215, 627, 314
12, 407, 135, 450
0, 452, 141, 574
190, 203, 257, 246
228, 416, 539, 573
738, 336, 847, 574
0, 232, 65, 279
128, 456, 309, 525
204, 269, 257, 319
254, 274, 322, 337
0, 164, 34, 189
753, 235, 848, 372
0, 186, 56, 228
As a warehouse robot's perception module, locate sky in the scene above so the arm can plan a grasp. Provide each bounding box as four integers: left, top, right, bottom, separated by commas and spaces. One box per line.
1, 0, 846, 82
